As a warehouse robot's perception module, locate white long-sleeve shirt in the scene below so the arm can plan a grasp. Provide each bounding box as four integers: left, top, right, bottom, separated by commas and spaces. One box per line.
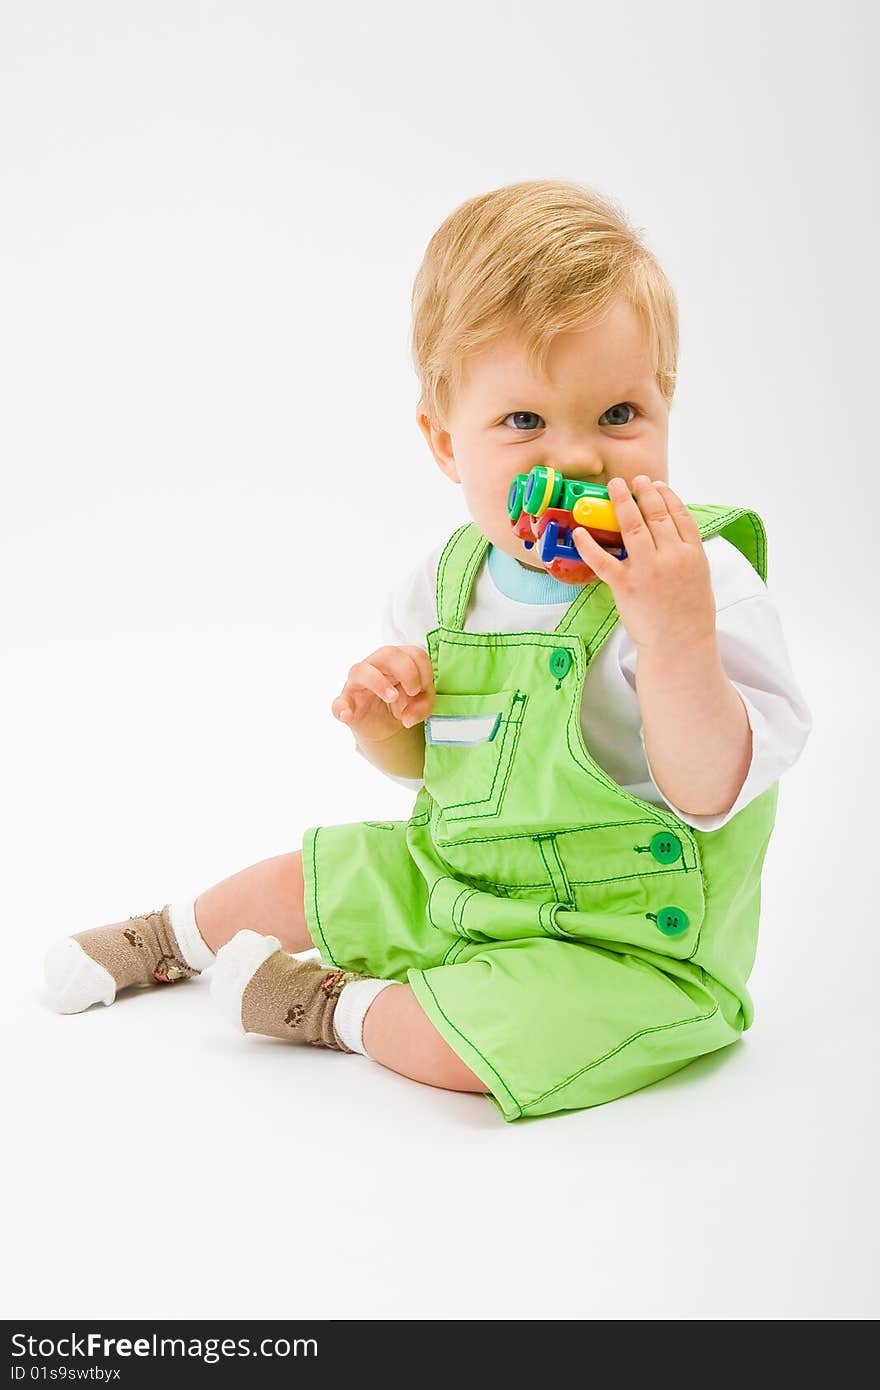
360, 534, 812, 832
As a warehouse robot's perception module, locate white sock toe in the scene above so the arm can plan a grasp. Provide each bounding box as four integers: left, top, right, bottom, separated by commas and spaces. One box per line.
44, 938, 116, 1014
210, 930, 283, 1030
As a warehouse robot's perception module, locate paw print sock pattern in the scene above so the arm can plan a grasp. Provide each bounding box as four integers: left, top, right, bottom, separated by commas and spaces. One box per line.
243, 952, 370, 1051
44, 901, 215, 1014
210, 929, 370, 1052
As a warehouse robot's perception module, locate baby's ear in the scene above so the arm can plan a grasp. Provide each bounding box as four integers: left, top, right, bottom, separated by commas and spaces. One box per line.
416, 405, 460, 484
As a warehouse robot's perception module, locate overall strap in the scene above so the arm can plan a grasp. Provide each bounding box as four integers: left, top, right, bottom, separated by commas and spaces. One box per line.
435, 523, 491, 631
686, 504, 768, 581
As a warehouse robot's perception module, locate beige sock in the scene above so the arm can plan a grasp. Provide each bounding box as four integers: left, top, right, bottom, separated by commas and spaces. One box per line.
240, 952, 367, 1051
73, 906, 201, 992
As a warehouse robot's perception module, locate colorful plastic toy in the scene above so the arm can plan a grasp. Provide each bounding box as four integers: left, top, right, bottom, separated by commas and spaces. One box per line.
507, 465, 628, 584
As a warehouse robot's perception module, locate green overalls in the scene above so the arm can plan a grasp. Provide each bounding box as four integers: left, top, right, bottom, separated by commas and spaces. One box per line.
302, 506, 778, 1121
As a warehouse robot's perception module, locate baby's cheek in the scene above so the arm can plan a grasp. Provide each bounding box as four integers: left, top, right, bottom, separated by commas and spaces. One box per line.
462, 476, 499, 521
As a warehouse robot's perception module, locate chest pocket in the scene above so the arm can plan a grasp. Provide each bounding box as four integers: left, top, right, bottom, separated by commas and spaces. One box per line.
424, 688, 527, 827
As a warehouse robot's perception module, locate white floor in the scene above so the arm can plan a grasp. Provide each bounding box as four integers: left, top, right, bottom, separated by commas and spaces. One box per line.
4, 601, 877, 1320
3, 0, 877, 1320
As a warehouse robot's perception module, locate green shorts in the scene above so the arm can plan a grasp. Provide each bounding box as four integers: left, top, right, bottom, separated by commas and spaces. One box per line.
301, 816, 740, 1123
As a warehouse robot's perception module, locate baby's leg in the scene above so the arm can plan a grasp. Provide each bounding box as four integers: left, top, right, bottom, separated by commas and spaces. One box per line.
360, 979, 488, 1094
212, 935, 487, 1092
194, 851, 310, 954
44, 851, 307, 1014
44, 851, 488, 1094
213, 933, 487, 1091
204, 862, 488, 1094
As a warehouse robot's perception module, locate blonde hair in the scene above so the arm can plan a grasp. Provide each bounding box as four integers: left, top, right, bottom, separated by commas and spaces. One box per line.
411, 179, 678, 426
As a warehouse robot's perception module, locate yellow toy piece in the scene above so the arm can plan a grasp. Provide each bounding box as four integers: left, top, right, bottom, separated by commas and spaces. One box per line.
571, 494, 619, 532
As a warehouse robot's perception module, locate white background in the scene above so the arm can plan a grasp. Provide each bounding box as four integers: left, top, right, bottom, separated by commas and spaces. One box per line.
3, 0, 877, 1320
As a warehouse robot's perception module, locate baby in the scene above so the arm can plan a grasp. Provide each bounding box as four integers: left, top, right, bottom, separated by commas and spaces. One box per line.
44, 179, 811, 1122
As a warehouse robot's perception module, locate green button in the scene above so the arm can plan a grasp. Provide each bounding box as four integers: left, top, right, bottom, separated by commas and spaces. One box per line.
649, 832, 682, 865
549, 648, 572, 680
655, 906, 689, 937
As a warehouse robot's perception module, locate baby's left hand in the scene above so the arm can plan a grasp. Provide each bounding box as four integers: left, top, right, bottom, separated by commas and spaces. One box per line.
572, 476, 715, 652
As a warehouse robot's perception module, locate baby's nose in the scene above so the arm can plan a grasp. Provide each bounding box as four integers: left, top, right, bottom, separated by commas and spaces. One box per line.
546, 425, 604, 474
548, 447, 604, 479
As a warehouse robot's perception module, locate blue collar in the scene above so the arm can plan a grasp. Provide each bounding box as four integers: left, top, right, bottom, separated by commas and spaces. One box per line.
487, 544, 585, 604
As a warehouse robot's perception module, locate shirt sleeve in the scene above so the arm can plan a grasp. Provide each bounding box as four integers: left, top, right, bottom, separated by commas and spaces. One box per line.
621, 537, 813, 831
354, 543, 443, 791
375, 540, 442, 651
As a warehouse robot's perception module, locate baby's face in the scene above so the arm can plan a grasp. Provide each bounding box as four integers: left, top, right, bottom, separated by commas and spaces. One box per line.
419, 298, 670, 570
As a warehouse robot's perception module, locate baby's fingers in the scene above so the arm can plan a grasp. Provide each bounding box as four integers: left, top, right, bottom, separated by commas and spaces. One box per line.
333, 646, 434, 729
331, 694, 355, 723
344, 659, 403, 705
388, 686, 435, 729
372, 645, 433, 701
332, 666, 398, 727
396, 645, 435, 700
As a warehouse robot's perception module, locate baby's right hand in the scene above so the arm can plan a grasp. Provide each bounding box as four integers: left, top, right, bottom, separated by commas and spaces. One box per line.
331, 645, 435, 744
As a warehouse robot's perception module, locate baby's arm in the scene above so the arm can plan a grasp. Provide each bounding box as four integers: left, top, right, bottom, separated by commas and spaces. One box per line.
611, 536, 811, 828
573, 476, 760, 819
636, 639, 751, 817
356, 718, 427, 780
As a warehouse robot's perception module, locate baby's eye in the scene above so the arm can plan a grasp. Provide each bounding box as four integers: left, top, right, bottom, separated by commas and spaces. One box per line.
503, 411, 545, 431
599, 403, 637, 426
